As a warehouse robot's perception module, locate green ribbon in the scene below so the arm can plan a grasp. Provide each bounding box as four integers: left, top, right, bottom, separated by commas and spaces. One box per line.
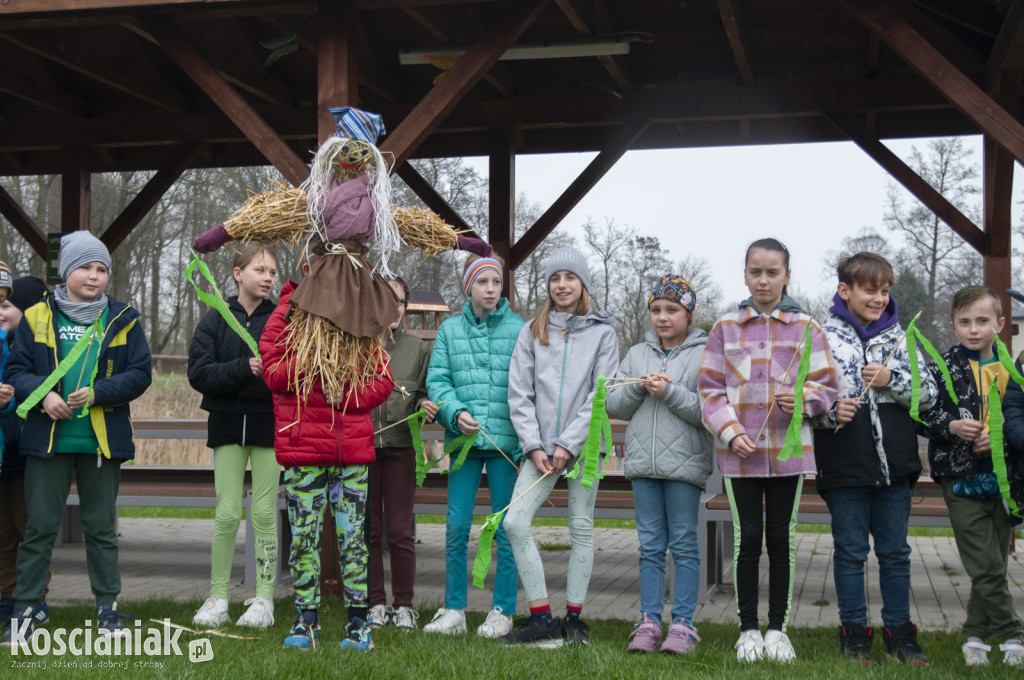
186, 252, 260, 361
566, 375, 611, 489
408, 402, 446, 487
906, 318, 957, 424
17, 318, 102, 419
994, 334, 1024, 388
441, 431, 479, 475
471, 509, 506, 588
778, 323, 812, 462
76, 326, 102, 420
987, 376, 1021, 519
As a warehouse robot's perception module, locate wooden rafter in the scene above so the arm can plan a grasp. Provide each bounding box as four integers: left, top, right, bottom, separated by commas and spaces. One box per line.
62, 145, 89, 233
394, 163, 482, 241
143, 17, 309, 187
986, 0, 1024, 95
0, 0, 239, 11
0, 183, 47, 258
100, 142, 204, 251
489, 126, 515, 298
715, 0, 755, 85
826, 111, 985, 254
0, 30, 190, 113
837, 0, 1024, 166
511, 121, 649, 268
0, 68, 88, 116
317, 1, 358, 143
554, 0, 634, 93
380, 0, 548, 169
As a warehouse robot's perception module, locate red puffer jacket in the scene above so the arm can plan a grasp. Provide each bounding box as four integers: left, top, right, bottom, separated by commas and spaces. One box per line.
260, 280, 394, 467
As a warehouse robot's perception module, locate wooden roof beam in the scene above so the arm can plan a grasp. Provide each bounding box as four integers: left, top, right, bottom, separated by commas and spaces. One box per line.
511, 121, 649, 269
0, 68, 88, 116
715, 0, 755, 86
381, 0, 548, 169
100, 142, 204, 251
143, 16, 309, 187
986, 0, 1024, 95
826, 111, 985, 254
394, 163, 481, 241
837, 0, 1024, 167
0, 31, 190, 113
555, 0, 634, 93
0, 183, 47, 258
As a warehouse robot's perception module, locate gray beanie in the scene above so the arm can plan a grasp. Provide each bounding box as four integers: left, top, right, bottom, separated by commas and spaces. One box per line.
544, 247, 591, 291
59, 231, 111, 280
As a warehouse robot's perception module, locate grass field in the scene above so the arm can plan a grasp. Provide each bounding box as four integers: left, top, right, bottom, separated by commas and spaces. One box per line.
3, 597, 1014, 680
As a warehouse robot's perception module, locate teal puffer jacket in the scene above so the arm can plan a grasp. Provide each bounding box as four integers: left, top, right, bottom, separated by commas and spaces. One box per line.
426, 298, 525, 461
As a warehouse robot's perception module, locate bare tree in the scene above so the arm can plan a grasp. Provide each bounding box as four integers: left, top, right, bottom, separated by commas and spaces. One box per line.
675, 253, 724, 331
582, 217, 634, 310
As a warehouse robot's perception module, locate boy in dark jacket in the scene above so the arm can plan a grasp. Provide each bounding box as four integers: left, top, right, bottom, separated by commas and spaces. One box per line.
922, 286, 1024, 667
813, 252, 936, 665
1, 232, 151, 645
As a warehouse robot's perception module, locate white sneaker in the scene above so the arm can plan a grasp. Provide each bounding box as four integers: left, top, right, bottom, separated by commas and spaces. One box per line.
423, 607, 466, 634
476, 607, 512, 638
1001, 639, 1024, 667
392, 606, 419, 630
368, 604, 391, 628
735, 629, 765, 662
193, 598, 230, 628
236, 598, 274, 629
962, 638, 990, 666
763, 629, 796, 662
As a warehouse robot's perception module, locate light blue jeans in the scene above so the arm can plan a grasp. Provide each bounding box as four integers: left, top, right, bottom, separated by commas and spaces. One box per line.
444, 453, 518, 613
632, 478, 702, 625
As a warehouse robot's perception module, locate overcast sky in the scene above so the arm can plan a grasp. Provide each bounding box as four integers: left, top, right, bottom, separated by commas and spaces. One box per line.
467, 135, 1024, 308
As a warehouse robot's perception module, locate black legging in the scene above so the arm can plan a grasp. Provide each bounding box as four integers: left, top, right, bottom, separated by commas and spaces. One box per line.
725, 475, 802, 632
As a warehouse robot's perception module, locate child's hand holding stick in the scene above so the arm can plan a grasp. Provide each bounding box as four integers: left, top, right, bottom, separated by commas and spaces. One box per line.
751, 340, 806, 447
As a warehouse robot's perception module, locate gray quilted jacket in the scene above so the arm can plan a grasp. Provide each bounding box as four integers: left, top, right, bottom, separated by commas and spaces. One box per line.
605, 327, 715, 488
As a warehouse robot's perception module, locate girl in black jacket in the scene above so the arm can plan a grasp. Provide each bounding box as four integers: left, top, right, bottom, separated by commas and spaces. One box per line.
188, 245, 279, 629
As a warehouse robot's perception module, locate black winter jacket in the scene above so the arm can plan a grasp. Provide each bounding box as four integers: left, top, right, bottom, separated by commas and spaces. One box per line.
187, 296, 276, 448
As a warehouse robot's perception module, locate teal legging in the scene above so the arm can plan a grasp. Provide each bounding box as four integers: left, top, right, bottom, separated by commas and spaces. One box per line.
211, 444, 280, 599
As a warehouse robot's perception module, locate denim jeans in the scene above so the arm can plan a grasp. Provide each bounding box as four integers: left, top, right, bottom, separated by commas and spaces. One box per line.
632, 478, 702, 625
822, 481, 912, 628
444, 453, 518, 613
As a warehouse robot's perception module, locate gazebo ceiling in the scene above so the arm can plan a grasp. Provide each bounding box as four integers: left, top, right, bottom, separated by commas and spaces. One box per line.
0, 0, 1017, 176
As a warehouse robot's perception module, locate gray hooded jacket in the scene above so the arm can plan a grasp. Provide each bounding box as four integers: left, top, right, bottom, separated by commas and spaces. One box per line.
508, 310, 619, 458
605, 327, 714, 487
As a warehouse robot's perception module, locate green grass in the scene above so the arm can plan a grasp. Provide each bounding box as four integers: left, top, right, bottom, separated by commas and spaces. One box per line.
798, 523, 956, 537
3, 598, 1010, 679
118, 507, 216, 520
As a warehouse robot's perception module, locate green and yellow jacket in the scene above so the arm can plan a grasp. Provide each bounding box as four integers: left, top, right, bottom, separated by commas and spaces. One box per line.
7, 293, 152, 460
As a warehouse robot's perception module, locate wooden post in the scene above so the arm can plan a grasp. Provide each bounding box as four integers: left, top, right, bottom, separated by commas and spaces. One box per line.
61, 145, 90, 233
315, 0, 359, 601
489, 126, 515, 305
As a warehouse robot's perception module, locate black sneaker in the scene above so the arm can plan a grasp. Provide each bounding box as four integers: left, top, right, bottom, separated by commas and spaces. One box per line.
499, 616, 563, 649
839, 622, 873, 665
883, 620, 928, 665
562, 617, 590, 646
98, 604, 134, 638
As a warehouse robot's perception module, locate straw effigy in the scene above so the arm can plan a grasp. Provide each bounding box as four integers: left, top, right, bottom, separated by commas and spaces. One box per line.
391, 205, 460, 258
222, 180, 310, 247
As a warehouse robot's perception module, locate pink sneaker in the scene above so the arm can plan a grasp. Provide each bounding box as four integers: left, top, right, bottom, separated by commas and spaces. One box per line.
660, 621, 700, 654
627, 613, 662, 653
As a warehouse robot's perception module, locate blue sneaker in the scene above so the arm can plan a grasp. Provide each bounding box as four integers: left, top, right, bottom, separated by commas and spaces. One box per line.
339, 617, 374, 652
32, 602, 49, 626
98, 604, 133, 638
283, 609, 318, 650
0, 609, 35, 647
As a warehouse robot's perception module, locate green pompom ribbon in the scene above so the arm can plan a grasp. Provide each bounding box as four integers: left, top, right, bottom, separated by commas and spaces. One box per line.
777, 323, 812, 462
17, 318, 102, 420
566, 375, 611, 489
905, 317, 957, 424
186, 252, 260, 361
471, 509, 506, 588
987, 375, 1021, 519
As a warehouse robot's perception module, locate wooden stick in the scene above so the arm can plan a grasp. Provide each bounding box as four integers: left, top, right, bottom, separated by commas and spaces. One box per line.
478, 429, 518, 469
148, 619, 256, 640
605, 379, 654, 391
834, 311, 921, 432
752, 335, 807, 445
74, 325, 97, 392
373, 418, 411, 436
497, 469, 553, 515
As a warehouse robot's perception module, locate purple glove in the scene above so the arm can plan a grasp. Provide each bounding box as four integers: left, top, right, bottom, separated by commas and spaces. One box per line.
192, 224, 232, 253
456, 234, 493, 258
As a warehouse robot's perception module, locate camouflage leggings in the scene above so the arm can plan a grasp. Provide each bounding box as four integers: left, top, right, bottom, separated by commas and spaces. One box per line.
285, 465, 368, 609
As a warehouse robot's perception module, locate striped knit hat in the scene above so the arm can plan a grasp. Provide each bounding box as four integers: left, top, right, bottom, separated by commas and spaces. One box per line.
58, 231, 111, 280
462, 257, 503, 294
0, 259, 11, 297
329, 107, 386, 144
